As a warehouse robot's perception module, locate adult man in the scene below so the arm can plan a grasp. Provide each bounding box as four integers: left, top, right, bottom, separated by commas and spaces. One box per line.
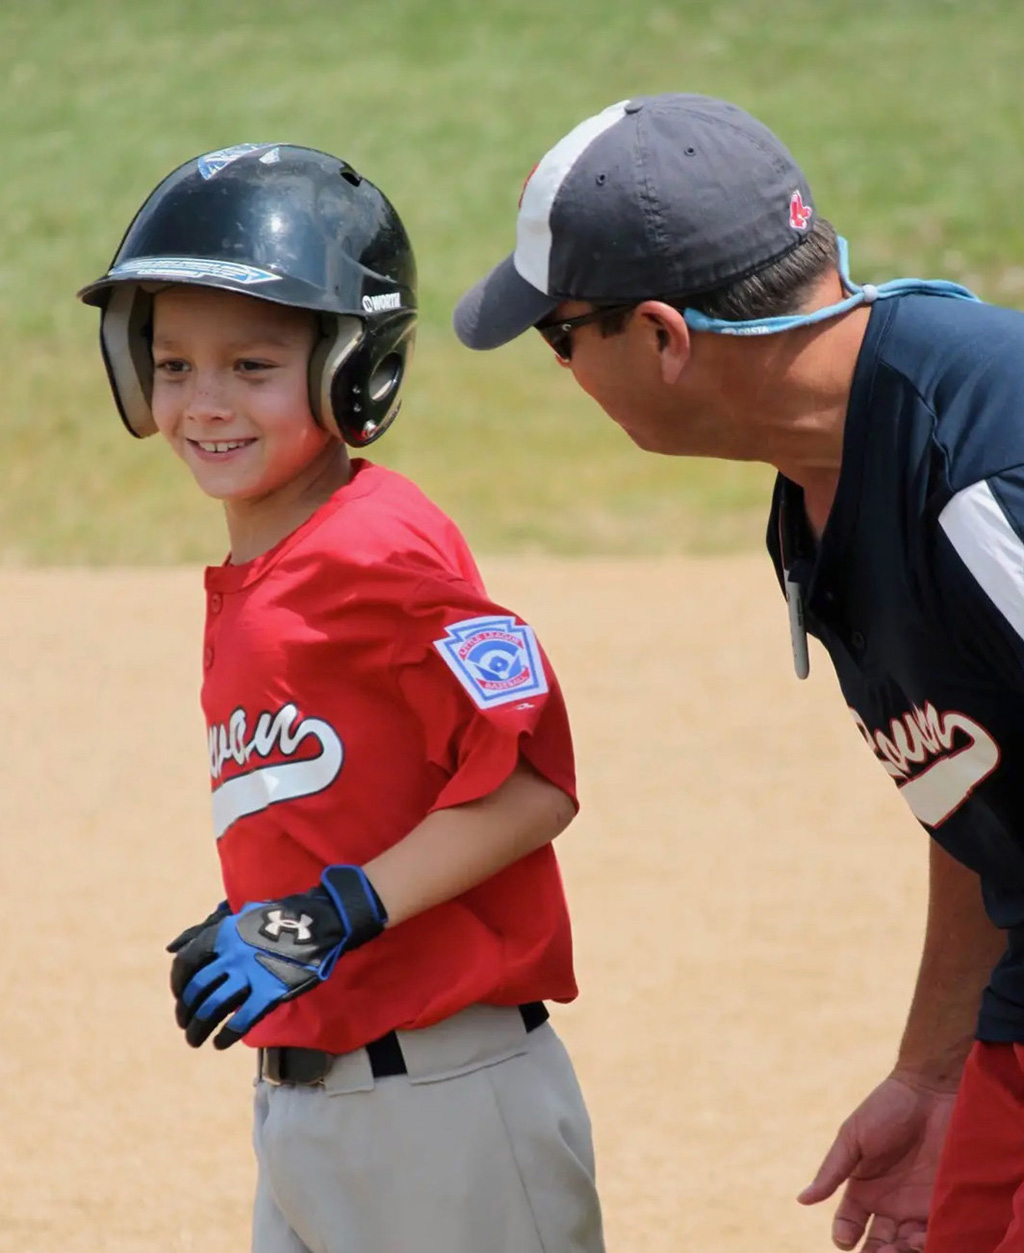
453, 93, 1024, 1253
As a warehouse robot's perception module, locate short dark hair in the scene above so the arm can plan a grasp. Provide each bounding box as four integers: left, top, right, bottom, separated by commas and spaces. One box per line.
597, 216, 839, 335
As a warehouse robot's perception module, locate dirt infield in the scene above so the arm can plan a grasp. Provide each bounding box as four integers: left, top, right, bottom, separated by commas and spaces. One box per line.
3, 559, 927, 1253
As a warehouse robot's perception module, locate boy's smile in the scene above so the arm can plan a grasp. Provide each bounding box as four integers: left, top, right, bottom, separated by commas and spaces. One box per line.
151, 285, 333, 501
150, 285, 351, 561
191, 438, 259, 457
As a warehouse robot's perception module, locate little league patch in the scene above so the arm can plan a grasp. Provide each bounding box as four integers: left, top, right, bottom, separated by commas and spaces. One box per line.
433, 616, 548, 709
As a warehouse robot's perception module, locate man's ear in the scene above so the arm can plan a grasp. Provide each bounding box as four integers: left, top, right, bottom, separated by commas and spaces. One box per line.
635, 301, 690, 385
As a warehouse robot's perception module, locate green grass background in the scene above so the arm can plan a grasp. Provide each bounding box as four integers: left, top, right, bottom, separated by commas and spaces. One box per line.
3, 0, 1024, 563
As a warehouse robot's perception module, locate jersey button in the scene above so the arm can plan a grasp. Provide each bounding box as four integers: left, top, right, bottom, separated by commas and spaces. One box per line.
209, 592, 223, 614
204, 644, 215, 669
850, 630, 866, 651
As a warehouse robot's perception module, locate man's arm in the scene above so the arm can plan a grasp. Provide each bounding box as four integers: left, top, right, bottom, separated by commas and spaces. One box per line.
799, 839, 1005, 1252
895, 839, 1006, 1089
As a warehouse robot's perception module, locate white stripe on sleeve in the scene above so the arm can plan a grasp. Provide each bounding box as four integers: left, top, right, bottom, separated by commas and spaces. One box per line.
939, 479, 1024, 643
514, 100, 628, 294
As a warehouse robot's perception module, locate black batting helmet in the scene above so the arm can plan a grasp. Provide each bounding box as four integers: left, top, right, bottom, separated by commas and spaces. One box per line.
77, 143, 417, 447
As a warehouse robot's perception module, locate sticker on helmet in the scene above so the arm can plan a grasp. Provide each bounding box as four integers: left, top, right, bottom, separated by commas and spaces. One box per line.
362, 292, 402, 313
433, 615, 549, 710
109, 257, 282, 285
197, 143, 270, 180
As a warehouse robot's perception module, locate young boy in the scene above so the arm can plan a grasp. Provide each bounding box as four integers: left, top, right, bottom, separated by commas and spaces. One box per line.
78, 144, 605, 1253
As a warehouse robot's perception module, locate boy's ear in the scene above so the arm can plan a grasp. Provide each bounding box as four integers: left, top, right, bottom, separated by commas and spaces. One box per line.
635, 301, 691, 385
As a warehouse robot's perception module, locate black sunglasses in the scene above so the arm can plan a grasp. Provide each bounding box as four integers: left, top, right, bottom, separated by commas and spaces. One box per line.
534, 303, 638, 362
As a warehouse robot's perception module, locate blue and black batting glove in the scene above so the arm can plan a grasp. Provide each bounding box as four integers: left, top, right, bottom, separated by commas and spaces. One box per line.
168, 866, 387, 1051
165, 900, 232, 955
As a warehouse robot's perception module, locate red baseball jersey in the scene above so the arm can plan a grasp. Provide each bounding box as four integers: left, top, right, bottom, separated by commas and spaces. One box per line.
201, 460, 578, 1052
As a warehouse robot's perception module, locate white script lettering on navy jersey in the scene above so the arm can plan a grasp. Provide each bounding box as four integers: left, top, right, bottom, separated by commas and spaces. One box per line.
851, 704, 999, 827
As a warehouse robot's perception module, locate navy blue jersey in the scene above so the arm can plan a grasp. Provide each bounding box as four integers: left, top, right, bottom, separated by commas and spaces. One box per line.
766, 293, 1024, 1041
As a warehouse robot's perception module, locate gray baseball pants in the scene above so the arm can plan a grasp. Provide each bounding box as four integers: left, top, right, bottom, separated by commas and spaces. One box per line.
251, 1004, 605, 1253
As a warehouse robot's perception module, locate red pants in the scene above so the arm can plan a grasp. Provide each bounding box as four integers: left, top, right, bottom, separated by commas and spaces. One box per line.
928, 1042, 1024, 1252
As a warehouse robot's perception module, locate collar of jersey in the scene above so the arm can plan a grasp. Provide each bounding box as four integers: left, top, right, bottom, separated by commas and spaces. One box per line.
681, 237, 981, 337
205, 458, 381, 592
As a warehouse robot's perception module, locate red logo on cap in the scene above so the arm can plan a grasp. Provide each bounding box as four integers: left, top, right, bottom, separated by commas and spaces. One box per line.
519, 162, 540, 208
790, 190, 813, 231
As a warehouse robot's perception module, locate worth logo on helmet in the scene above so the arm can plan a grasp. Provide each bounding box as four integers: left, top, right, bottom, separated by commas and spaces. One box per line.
361, 292, 403, 313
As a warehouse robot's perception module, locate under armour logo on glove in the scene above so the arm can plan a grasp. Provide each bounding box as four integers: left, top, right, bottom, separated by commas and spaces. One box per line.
261, 909, 315, 943
166, 865, 387, 1050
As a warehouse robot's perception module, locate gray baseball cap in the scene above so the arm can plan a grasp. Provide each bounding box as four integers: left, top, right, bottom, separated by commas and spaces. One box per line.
453, 93, 816, 349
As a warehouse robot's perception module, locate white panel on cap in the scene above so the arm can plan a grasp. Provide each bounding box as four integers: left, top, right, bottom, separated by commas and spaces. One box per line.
514, 100, 629, 295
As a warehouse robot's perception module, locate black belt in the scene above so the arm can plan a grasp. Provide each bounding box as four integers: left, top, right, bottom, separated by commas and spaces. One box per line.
258, 1002, 549, 1086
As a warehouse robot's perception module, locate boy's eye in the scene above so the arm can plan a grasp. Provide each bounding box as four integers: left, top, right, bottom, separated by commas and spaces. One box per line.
154, 358, 188, 374
237, 359, 274, 373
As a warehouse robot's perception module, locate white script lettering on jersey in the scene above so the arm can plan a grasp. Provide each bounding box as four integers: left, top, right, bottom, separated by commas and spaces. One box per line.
851, 703, 1000, 827
207, 703, 344, 839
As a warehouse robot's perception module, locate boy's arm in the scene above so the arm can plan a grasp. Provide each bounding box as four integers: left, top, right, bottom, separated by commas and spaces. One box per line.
364, 758, 576, 927
169, 757, 574, 1049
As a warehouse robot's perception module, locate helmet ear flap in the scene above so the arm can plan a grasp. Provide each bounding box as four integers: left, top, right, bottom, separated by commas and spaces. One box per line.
99, 285, 157, 437
308, 314, 364, 441
312, 313, 416, 448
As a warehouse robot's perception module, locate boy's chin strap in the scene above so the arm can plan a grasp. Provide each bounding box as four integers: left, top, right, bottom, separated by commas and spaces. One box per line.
682, 236, 981, 338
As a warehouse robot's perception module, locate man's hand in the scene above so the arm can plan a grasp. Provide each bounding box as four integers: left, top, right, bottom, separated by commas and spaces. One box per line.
798, 1072, 957, 1253
167, 866, 387, 1050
